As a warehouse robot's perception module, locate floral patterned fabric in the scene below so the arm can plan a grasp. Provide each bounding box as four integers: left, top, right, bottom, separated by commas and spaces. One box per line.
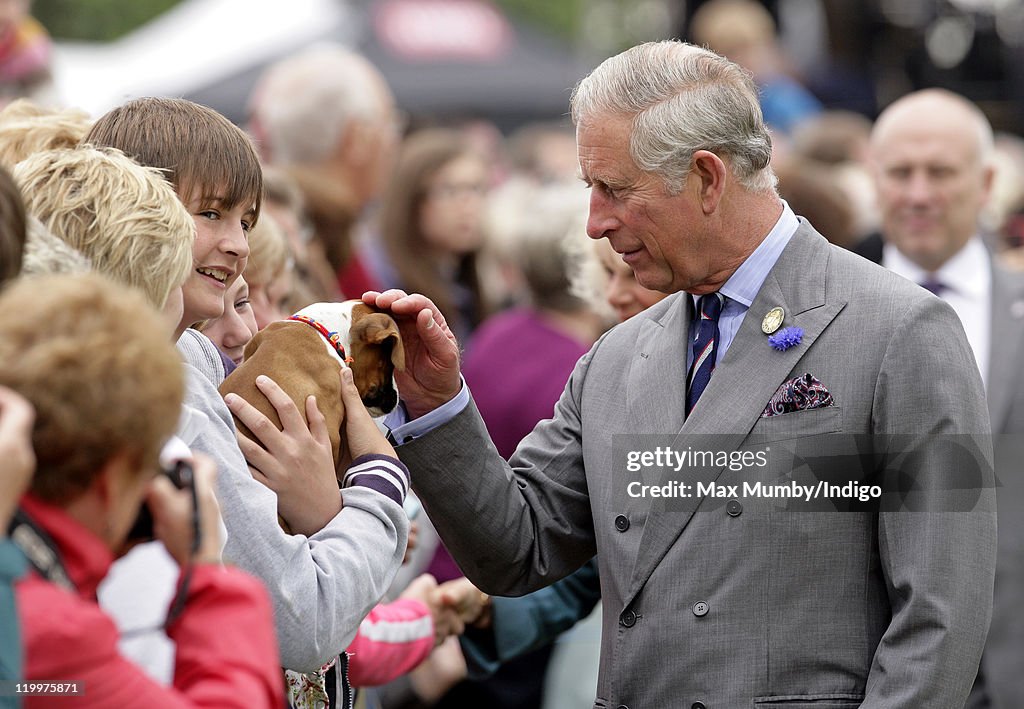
761, 373, 834, 417
286, 656, 337, 709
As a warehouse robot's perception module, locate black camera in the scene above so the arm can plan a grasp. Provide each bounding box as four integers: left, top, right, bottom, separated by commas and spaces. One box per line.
126, 460, 197, 544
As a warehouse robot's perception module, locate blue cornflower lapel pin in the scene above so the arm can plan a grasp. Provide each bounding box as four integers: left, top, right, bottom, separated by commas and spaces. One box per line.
768, 326, 803, 351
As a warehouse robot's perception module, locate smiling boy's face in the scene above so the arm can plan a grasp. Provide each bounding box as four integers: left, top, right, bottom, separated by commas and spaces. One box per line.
180, 187, 255, 328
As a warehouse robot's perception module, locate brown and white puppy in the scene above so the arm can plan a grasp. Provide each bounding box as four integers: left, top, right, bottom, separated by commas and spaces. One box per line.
219, 300, 404, 477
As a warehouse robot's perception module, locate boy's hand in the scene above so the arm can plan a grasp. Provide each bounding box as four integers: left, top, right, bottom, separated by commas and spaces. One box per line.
361, 290, 461, 420
340, 366, 397, 460
225, 376, 341, 536
0, 386, 35, 532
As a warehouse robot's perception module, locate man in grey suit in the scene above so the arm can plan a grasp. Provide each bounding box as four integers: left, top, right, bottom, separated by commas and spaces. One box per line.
867, 89, 1024, 709
363, 42, 996, 708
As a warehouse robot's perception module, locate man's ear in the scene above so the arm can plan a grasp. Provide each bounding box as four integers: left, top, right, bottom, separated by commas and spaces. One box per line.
338, 118, 376, 169
980, 163, 996, 207
691, 150, 728, 215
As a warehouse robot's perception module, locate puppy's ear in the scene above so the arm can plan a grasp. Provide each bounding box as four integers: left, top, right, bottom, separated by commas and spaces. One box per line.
386, 327, 405, 372
352, 314, 405, 371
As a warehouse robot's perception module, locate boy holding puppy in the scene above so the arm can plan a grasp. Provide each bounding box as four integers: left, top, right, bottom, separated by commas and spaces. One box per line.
83, 98, 411, 703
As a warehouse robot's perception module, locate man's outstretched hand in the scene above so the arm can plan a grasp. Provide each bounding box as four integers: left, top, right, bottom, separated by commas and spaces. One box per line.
362, 290, 462, 419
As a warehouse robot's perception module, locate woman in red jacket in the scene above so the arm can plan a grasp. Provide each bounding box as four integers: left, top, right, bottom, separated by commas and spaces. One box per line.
0, 273, 284, 708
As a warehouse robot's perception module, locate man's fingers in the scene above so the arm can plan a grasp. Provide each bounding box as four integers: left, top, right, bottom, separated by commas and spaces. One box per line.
379, 292, 438, 317
418, 308, 440, 337
369, 289, 411, 311
417, 308, 458, 356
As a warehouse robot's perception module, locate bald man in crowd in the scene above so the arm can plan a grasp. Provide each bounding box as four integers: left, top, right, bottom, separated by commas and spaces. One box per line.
248, 44, 401, 300
860, 88, 1024, 709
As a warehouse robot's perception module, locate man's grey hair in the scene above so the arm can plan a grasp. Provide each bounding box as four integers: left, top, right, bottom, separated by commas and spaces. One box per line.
250, 43, 387, 165
570, 40, 777, 194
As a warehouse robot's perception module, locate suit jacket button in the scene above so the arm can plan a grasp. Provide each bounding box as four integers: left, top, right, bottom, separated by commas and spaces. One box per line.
614, 514, 630, 532
727, 499, 742, 516
692, 601, 709, 617
619, 608, 637, 627
691, 703, 707, 709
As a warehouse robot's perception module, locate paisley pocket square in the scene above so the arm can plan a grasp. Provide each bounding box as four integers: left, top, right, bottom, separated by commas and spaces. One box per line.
761, 373, 835, 417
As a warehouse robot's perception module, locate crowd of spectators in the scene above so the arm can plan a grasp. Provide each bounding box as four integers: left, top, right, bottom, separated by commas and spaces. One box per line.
3, 1, 1024, 707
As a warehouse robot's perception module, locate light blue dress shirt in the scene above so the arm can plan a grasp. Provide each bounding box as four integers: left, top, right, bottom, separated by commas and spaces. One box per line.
687, 202, 798, 369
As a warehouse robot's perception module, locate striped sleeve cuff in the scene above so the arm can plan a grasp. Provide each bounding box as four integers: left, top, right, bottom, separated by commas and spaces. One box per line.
341, 454, 411, 507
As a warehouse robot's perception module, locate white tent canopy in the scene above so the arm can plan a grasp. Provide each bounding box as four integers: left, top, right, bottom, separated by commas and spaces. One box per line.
52, 0, 353, 117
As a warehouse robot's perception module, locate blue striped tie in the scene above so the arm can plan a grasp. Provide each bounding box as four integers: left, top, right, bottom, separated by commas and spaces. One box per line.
686, 293, 725, 415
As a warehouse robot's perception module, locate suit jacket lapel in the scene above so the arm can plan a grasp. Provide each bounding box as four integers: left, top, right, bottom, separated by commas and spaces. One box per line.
626, 224, 847, 604
626, 292, 691, 435
987, 265, 1024, 432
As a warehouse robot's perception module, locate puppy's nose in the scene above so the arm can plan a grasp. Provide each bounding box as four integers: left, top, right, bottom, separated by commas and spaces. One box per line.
363, 385, 398, 414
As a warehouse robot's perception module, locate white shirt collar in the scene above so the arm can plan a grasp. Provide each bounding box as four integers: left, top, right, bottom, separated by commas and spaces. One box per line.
883, 236, 990, 299
692, 201, 800, 310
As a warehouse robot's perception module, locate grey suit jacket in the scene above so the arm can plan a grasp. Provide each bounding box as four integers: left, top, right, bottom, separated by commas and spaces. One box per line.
402, 223, 997, 708
971, 264, 1024, 709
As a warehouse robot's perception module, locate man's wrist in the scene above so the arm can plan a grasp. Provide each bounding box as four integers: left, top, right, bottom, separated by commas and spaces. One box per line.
390, 379, 470, 446
405, 391, 460, 421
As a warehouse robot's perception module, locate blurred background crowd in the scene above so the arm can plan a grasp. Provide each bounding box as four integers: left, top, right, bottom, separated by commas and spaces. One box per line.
9, 0, 1024, 267
3, 0, 1024, 707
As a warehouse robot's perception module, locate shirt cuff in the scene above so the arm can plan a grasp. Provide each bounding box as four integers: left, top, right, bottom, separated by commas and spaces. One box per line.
341, 454, 411, 507
388, 378, 470, 445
